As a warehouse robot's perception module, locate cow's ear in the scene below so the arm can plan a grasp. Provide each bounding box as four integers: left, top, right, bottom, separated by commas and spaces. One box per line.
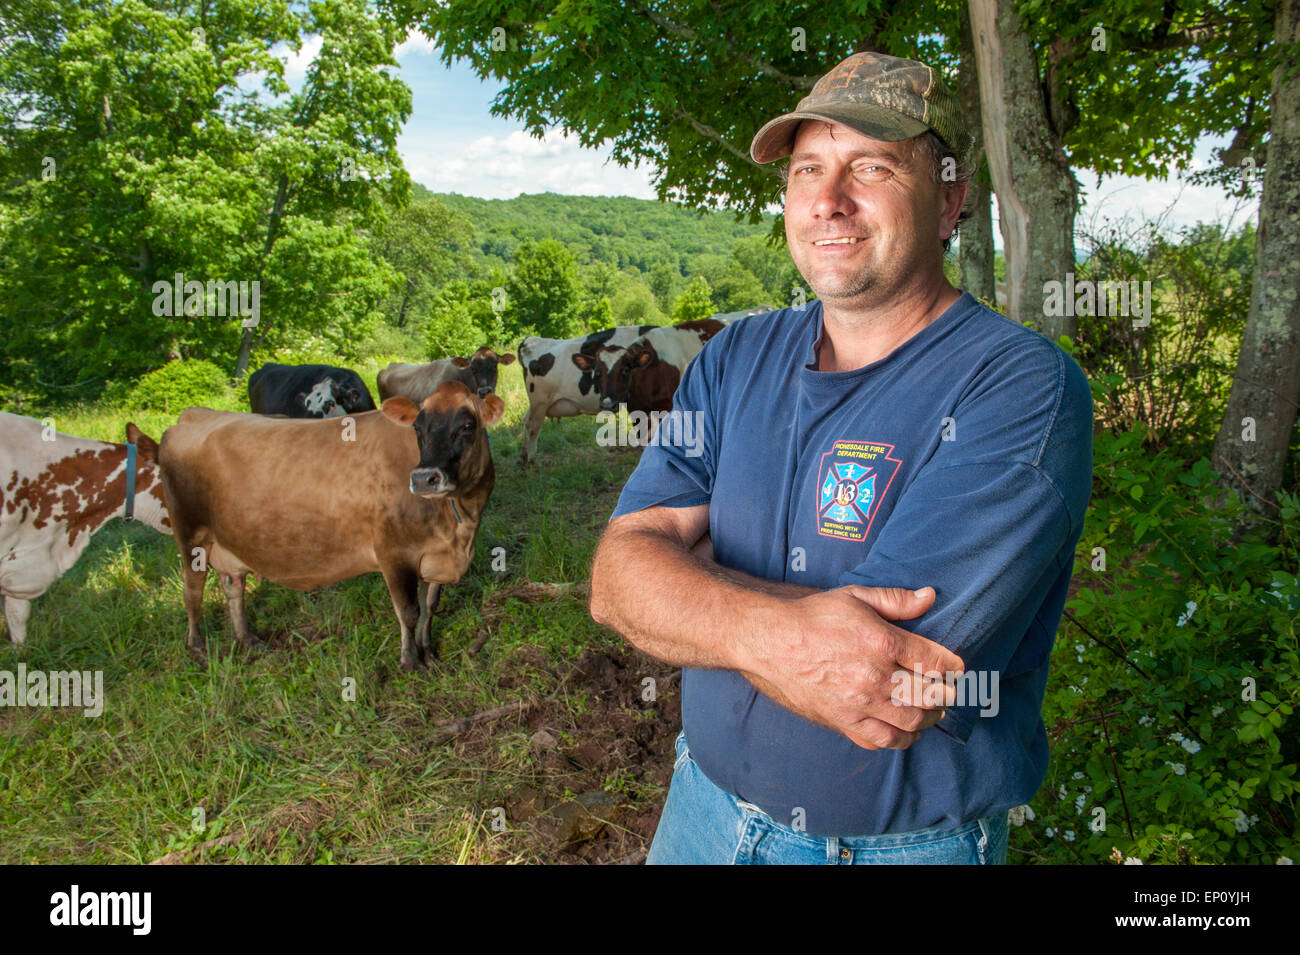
126, 423, 160, 462
480, 394, 505, 427
381, 396, 420, 426
572, 353, 594, 371
637, 349, 653, 366
451, 356, 470, 368
499, 352, 516, 365
295, 392, 308, 408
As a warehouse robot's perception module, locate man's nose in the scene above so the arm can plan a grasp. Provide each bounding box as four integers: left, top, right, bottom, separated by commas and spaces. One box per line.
807, 169, 857, 220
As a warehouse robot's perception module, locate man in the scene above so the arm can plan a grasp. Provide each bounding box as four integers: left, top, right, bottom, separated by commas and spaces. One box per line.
589, 52, 1093, 864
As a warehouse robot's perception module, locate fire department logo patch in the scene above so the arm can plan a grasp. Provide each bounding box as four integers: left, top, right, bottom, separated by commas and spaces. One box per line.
816, 440, 903, 541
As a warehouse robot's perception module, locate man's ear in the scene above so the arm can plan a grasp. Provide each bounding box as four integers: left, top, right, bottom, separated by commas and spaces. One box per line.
381, 396, 420, 426
940, 181, 969, 242
480, 394, 505, 427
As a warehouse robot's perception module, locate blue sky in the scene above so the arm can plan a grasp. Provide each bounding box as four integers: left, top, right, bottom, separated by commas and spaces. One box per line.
284, 31, 1259, 248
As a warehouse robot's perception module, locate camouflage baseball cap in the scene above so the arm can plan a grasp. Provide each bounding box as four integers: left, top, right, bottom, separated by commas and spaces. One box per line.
750, 52, 972, 166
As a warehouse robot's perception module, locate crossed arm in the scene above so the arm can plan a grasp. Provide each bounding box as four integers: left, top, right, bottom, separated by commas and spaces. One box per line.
588, 502, 964, 751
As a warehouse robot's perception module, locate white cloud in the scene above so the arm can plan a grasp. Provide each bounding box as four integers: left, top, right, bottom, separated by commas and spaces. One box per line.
280, 35, 323, 85
404, 127, 657, 200
395, 29, 435, 58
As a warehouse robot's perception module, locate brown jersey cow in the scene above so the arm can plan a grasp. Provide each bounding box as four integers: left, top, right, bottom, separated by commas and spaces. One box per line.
158, 382, 503, 669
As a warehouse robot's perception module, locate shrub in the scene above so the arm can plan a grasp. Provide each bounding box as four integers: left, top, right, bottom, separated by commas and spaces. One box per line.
1026, 387, 1299, 865
123, 359, 232, 413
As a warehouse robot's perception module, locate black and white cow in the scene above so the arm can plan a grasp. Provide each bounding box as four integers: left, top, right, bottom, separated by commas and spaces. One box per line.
516, 325, 659, 463
247, 363, 377, 418
583, 319, 724, 413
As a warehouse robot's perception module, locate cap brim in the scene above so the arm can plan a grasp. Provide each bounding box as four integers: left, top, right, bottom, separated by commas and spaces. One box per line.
750, 104, 931, 164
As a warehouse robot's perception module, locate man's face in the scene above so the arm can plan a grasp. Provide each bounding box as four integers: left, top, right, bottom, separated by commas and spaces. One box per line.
783, 120, 962, 313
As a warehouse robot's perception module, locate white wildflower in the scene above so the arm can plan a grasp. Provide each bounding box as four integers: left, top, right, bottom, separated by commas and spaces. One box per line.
1175, 600, 1198, 627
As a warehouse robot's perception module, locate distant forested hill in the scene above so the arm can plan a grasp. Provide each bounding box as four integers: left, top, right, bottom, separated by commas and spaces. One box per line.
423, 185, 776, 273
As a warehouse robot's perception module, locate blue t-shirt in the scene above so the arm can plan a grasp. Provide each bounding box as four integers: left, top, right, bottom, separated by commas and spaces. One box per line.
609, 292, 1094, 836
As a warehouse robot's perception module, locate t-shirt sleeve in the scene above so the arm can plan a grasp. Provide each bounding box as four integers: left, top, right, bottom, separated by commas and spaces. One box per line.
837, 344, 1093, 743
608, 335, 721, 520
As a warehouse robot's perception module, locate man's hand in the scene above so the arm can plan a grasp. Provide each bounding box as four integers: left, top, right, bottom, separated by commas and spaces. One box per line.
591, 505, 963, 752
739, 585, 965, 751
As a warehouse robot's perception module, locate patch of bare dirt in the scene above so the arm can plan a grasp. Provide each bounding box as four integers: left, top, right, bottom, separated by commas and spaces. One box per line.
450, 642, 681, 865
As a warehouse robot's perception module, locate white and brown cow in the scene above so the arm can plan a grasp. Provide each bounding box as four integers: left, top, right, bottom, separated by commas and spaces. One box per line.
1, 412, 171, 646
516, 325, 663, 463
378, 347, 515, 404
158, 382, 504, 669
579, 319, 724, 414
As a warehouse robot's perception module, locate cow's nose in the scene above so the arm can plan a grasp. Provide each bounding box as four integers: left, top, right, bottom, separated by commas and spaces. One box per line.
410, 468, 450, 495
600, 397, 614, 411
477, 386, 491, 397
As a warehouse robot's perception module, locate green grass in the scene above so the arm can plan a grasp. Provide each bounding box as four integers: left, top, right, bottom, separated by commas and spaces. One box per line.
0, 368, 655, 863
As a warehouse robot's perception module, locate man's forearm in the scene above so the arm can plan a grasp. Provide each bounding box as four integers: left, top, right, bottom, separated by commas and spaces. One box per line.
589, 525, 815, 670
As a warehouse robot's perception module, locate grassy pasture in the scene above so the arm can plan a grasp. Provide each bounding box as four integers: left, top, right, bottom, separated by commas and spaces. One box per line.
0, 368, 680, 864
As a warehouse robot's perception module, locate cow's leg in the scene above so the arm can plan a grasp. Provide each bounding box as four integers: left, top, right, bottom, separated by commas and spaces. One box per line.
218, 571, 264, 652
381, 565, 422, 671
521, 403, 547, 464
180, 556, 208, 660
415, 581, 443, 664
3, 596, 32, 647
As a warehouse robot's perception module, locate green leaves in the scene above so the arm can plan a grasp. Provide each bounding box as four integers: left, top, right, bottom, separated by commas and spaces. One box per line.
0, 0, 409, 400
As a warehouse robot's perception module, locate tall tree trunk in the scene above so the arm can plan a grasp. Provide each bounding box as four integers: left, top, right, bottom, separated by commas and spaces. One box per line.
969, 0, 1078, 339
957, 4, 995, 304
1212, 0, 1300, 514
235, 175, 290, 379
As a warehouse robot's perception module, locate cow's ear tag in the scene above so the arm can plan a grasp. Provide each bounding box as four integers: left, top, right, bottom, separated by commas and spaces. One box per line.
381, 396, 420, 426
481, 394, 505, 427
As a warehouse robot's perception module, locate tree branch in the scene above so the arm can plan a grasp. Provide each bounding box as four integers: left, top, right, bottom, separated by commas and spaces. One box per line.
672, 108, 781, 177
631, 2, 818, 89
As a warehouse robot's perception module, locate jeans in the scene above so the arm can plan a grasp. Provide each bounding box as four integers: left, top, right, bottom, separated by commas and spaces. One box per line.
646, 731, 1010, 865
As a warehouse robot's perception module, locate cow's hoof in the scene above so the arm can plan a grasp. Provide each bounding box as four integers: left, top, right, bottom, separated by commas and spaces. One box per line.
400, 653, 427, 672
187, 643, 208, 665
239, 636, 268, 655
